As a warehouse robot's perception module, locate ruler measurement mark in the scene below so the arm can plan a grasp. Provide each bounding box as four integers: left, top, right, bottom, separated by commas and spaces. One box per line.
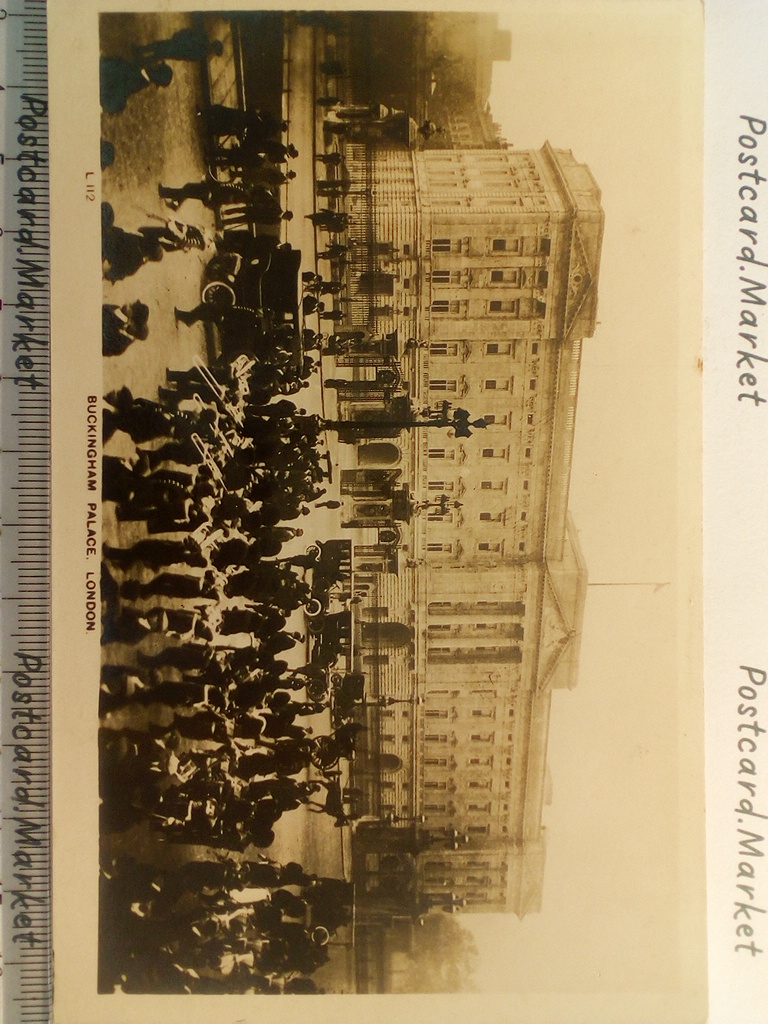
2, 5, 54, 1022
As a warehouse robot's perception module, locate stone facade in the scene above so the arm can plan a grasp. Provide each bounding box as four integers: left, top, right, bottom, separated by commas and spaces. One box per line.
323, 134, 603, 940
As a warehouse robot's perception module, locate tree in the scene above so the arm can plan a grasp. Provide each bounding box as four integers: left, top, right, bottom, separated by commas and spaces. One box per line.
399, 912, 479, 992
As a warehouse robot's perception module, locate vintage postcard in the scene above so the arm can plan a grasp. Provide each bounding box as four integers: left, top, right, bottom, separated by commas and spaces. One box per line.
49, 2, 706, 1021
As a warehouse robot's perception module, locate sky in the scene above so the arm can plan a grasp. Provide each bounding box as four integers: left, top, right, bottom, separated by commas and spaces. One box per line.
462, 0, 706, 998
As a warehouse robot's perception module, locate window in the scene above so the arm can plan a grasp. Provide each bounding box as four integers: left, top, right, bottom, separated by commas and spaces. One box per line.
490, 269, 525, 286
519, 298, 547, 319
531, 343, 539, 354
484, 380, 510, 391
482, 448, 506, 458
432, 238, 452, 253
527, 414, 534, 424
485, 343, 512, 355
425, 709, 449, 718
468, 779, 492, 788
429, 448, 455, 460
431, 300, 461, 314
472, 709, 494, 717
429, 480, 454, 491
432, 270, 461, 285
468, 825, 490, 835
468, 757, 493, 766
480, 480, 505, 490
430, 342, 459, 357
381, 734, 395, 743
489, 299, 520, 315
525, 447, 532, 458
468, 803, 491, 813
426, 734, 448, 743
425, 803, 447, 812
520, 511, 527, 521
427, 543, 453, 553
518, 542, 526, 552
478, 542, 501, 553
429, 380, 457, 392
539, 237, 551, 254
425, 757, 448, 767
529, 379, 537, 390
492, 238, 521, 253
523, 480, 530, 490
537, 270, 549, 287
479, 512, 493, 522
425, 781, 448, 790
471, 733, 494, 743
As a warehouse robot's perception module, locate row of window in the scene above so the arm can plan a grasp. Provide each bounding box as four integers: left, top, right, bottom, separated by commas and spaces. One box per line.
430, 342, 539, 355
430, 298, 547, 318
425, 544, 526, 556
424, 802, 496, 813
429, 379, 539, 393
431, 237, 551, 255
424, 707, 516, 718
423, 756, 514, 768
425, 732, 516, 743
427, 601, 525, 616
430, 269, 548, 287
428, 624, 524, 638
426, 542, 528, 554
426, 511, 531, 528
428, 445, 534, 458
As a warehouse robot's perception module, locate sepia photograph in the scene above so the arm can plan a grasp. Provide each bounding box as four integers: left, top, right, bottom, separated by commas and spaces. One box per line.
50, 2, 706, 1021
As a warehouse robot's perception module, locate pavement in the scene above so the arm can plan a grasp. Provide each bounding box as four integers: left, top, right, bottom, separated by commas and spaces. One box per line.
100, 15, 355, 890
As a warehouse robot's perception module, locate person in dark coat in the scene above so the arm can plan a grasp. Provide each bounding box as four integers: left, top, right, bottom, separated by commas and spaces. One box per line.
100, 57, 173, 114
253, 139, 299, 164
318, 242, 349, 260
201, 104, 287, 138
306, 210, 349, 231
103, 226, 164, 282
102, 387, 178, 444
102, 301, 149, 356
242, 163, 296, 190
103, 537, 206, 572
136, 27, 224, 62
159, 180, 264, 210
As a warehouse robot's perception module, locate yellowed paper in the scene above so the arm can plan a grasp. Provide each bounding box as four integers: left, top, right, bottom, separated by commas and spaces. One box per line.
49, 2, 707, 1021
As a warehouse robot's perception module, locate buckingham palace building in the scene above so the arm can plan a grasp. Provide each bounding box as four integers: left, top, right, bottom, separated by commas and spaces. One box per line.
308, 15, 604, 990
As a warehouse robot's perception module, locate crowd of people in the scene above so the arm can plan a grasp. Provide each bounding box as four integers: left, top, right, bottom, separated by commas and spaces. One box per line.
100, 853, 352, 992
99, 335, 365, 987
99, 18, 365, 994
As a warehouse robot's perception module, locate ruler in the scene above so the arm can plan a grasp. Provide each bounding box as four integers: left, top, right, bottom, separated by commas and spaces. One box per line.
0, 0, 53, 1022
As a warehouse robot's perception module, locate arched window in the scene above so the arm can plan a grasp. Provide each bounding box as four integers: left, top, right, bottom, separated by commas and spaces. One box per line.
357, 442, 401, 467
379, 752, 403, 773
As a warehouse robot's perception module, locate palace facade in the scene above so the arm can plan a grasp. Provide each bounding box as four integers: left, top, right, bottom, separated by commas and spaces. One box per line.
316, 127, 603, 988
